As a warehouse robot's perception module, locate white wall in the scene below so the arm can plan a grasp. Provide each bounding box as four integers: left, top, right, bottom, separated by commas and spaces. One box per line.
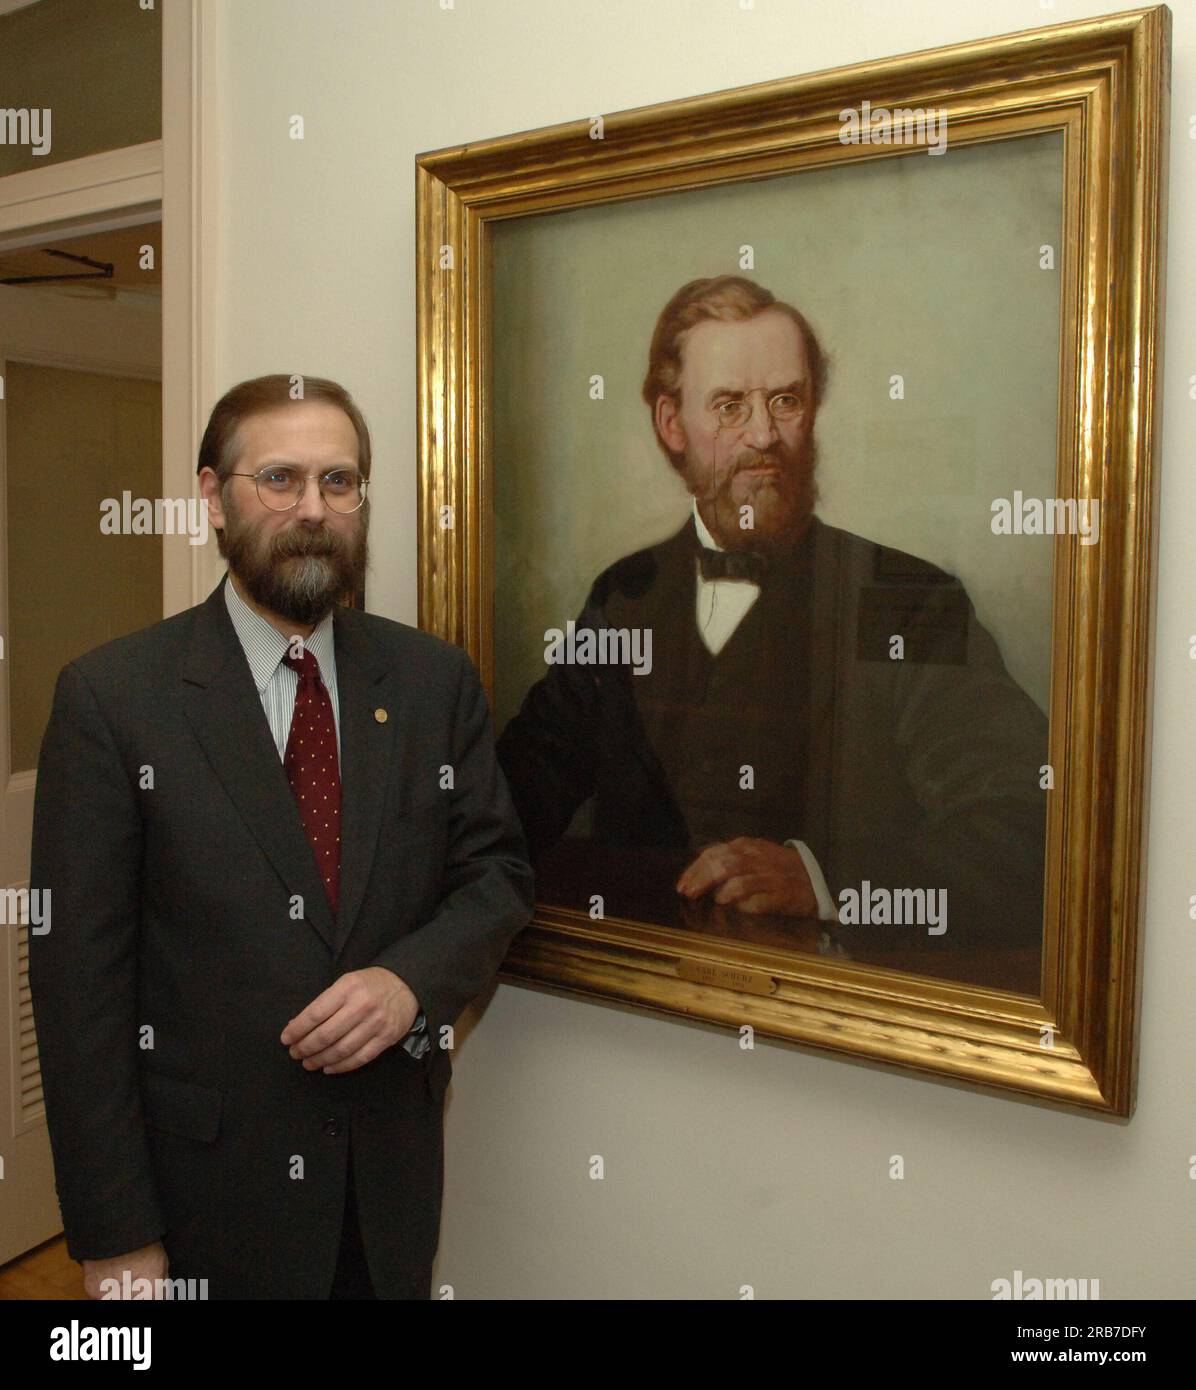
208, 0, 1196, 1298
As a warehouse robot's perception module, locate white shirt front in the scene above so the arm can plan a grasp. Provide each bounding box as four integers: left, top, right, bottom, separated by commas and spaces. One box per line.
692, 501, 761, 657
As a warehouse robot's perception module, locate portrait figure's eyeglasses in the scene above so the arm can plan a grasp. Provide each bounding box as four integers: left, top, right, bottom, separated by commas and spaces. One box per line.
229, 465, 369, 513
711, 388, 806, 430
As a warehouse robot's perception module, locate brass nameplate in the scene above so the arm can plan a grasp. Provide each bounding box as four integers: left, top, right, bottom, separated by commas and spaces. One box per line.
676, 960, 778, 996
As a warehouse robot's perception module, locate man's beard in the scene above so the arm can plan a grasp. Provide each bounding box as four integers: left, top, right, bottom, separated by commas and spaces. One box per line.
682, 431, 819, 555
218, 492, 369, 626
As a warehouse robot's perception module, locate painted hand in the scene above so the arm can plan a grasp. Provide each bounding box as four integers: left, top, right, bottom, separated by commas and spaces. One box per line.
676, 837, 818, 917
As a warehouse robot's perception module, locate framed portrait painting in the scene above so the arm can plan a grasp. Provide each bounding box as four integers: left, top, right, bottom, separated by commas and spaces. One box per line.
415, 6, 1170, 1114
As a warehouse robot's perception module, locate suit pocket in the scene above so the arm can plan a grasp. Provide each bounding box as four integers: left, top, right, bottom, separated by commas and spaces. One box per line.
141, 1070, 223, 1143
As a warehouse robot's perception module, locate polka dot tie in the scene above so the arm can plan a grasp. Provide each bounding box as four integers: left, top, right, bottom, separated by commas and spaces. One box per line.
282, 648, 341, 916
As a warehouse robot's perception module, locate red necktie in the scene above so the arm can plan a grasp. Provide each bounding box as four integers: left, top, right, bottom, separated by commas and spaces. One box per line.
282, 649, 341, 915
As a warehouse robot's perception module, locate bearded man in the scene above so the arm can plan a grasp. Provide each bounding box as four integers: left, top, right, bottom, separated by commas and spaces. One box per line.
29, 374, 532, 1298
496, 276, 1047, 975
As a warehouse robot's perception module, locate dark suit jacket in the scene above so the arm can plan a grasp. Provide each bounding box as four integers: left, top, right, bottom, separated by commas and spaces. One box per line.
497, 514, 1047, 957
29, 576, 533, 1299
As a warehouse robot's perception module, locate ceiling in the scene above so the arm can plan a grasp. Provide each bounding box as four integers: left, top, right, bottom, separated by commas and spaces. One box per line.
0, 222, 161, 302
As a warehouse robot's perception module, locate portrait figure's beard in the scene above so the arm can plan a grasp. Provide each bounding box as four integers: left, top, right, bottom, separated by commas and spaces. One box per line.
217, 490, 369, 626
680, 429, 820, 555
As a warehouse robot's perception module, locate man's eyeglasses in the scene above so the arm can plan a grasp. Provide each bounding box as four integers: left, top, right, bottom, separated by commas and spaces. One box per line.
711, 388, 806, 431
229, 465, 369, 514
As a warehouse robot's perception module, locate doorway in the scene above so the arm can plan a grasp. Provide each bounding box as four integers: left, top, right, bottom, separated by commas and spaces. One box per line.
0, 0, 207, 1280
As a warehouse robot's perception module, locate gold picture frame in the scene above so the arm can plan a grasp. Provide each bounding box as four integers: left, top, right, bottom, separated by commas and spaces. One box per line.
415, 6, 1170, 1115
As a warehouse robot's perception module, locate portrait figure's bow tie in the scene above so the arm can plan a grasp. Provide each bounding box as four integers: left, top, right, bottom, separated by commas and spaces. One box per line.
698, 547, 768, 584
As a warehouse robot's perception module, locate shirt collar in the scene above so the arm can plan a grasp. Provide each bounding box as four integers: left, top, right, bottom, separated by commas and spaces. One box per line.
692, 499, 724, 553
223, 574, 337, 692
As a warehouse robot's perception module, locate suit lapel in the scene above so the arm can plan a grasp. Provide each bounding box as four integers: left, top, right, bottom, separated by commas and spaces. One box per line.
180, 578, 337, 951
330, 606, 397, 955
180, 582, 400, 955
619, 519, 701, 785
804, 516, 843, 862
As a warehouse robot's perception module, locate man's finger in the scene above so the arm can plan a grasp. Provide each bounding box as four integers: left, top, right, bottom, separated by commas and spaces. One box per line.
678, 843, 740, 897
322, 1035, 387, 1075
713, 873, 774, 907
280, 976, 353, 1046
301, 1017, 378, 1070
287, 999, 360, 1058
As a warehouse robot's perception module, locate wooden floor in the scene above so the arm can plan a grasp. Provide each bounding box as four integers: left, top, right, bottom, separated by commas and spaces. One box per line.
0, 1235, 85, 1300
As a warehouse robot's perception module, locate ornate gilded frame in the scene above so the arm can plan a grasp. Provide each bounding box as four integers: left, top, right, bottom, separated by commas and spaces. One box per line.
415, 7, 1170, 1115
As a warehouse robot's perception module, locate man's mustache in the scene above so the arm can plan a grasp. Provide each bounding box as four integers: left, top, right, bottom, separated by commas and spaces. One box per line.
271, 526, 345, 558
729, 446, 789, 475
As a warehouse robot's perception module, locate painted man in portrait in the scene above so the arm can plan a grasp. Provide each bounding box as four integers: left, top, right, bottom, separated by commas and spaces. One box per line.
496, 275, 1047, 978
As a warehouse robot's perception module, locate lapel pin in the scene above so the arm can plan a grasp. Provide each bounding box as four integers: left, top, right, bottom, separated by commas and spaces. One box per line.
374, 708, 388, 723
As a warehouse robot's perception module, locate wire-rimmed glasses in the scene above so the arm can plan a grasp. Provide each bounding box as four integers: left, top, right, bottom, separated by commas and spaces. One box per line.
228, 465, 368, 513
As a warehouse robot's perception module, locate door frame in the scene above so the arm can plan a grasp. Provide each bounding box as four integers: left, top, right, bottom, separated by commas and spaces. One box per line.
0, 0, 215, 1265
0, 0, 217, 617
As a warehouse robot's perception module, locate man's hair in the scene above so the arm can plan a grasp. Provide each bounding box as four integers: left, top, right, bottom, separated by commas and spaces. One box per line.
196, 374, 372, 482
641, 276, 829, 463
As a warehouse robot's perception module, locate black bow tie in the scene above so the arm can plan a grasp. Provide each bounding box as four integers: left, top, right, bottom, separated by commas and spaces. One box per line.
698, 547, 768, 584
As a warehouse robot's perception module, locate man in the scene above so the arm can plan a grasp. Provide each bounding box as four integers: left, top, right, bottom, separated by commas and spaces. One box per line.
497, 276, 1047, 973
30, 374, 533, 1299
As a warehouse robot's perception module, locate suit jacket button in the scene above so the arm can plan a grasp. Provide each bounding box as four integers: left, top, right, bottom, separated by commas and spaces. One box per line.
323, 1118, 343, 1137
